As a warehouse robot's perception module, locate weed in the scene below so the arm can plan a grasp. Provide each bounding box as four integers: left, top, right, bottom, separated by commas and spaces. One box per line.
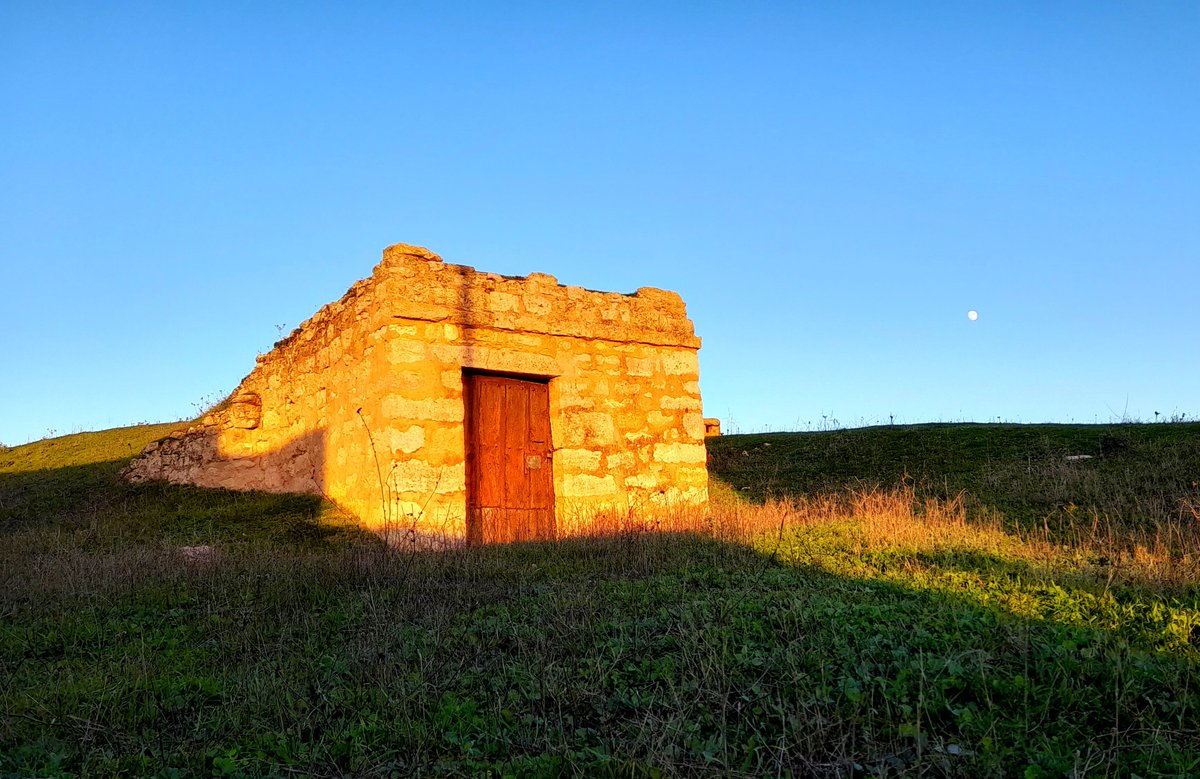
1, 422, 1198, 776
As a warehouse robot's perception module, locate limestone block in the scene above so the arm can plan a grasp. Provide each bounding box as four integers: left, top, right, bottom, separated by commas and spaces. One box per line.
393, 366, 442, 392
674, 467, 710, 487
512, 333, 547, 348
391, 301, 454, 322
425, 343, 460, 363
635, 286, 685, 309
523, 295, 552, 316
661, 351, 699, 376
389, 425, 425, 455
427, 425, 466, 458
606, 451, 635, 471
555, 448, 602, 472
684, 413, 705, 440
488, 291, 519, 312
563, 473, 618, 497
652, 442, 707, 464
386, 459, 443, 495
561, 397, 596, 411
661, 395, 703, 411
614, 381, 643, 398
625, 357, 656, 377
558, 384, 595, 410
382, 243, 444, 265
227, 393, 262, 429
458, 348, 559, 377
624, 473, 658, 489
389, 339, 427, 363
382, 395, 464, 423
563, 412, 615, 447
435, 462, 467, 494
501, 312, 539, 337
647, 410, 674, 428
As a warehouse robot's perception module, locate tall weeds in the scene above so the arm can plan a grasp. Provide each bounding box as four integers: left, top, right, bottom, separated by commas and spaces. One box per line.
708, 485, 1200, 592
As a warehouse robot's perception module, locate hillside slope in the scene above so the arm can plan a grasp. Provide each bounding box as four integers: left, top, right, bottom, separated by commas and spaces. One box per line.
5, 420, 1198, 539
708, 422, 1200, 532
2, 422, 1198, 776
0, 423, 356, 547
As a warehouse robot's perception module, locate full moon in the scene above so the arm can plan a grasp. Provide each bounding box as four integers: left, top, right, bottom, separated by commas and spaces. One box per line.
967, 310, 979, 321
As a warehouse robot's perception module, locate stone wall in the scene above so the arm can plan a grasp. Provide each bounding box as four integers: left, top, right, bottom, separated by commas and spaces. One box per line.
124, 243, 709, 540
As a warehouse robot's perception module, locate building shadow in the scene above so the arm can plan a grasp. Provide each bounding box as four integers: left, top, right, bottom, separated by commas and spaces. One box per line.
123, 427, 327, 497
0, 429, 366, 548
4, 442, 1198, 776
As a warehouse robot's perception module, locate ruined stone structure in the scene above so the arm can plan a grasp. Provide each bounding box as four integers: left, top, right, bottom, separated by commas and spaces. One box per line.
125, 243, 709, 542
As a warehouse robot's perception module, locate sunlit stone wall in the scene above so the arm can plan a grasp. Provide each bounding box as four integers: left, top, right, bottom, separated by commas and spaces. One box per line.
125, 244, 708, 540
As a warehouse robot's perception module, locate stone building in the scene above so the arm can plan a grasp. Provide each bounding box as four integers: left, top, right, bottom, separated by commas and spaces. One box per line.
124, 243, 709, 543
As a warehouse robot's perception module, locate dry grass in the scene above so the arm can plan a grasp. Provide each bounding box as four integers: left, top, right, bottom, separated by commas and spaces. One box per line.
704, 485, 1200, 594
5, 422, 1199, 776
6, 490, 1197, 777
377, 483, 1200, 600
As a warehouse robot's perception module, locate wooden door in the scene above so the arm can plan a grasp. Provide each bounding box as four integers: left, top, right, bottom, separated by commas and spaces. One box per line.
464, 373, 555, 544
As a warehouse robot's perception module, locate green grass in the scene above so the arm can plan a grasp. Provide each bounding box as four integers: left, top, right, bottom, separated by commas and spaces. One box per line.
0, 424, 364, 550
709, 422, 1200, 535
2, 422, 1198, 777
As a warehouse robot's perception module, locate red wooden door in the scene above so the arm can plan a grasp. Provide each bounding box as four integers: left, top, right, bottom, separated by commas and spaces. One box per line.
464, 373, 555, 544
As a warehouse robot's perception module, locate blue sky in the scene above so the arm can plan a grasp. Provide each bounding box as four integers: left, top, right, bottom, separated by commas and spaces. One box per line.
2, 1, 1197, 444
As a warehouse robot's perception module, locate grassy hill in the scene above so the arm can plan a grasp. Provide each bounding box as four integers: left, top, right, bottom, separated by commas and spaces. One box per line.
709, 422, 1200, 533
2, 422, 1198, 777
0, 424, 359, 549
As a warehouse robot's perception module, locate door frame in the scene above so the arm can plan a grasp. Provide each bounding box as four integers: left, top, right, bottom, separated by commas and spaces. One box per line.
462, 370, 556, 544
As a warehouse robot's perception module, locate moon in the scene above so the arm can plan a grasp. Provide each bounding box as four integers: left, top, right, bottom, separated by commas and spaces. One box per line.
967, 310, 979, 321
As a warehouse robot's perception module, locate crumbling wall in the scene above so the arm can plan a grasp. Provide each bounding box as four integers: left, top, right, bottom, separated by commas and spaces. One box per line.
125, 244, 708, 539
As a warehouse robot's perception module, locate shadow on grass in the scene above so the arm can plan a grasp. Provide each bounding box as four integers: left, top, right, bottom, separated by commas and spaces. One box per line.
0, 457, 371, 549
3, 422, 1199, 775
4, 526, 1198, 778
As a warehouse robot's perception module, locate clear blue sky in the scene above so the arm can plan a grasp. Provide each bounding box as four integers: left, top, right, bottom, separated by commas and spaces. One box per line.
2, 1, 1197, 444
